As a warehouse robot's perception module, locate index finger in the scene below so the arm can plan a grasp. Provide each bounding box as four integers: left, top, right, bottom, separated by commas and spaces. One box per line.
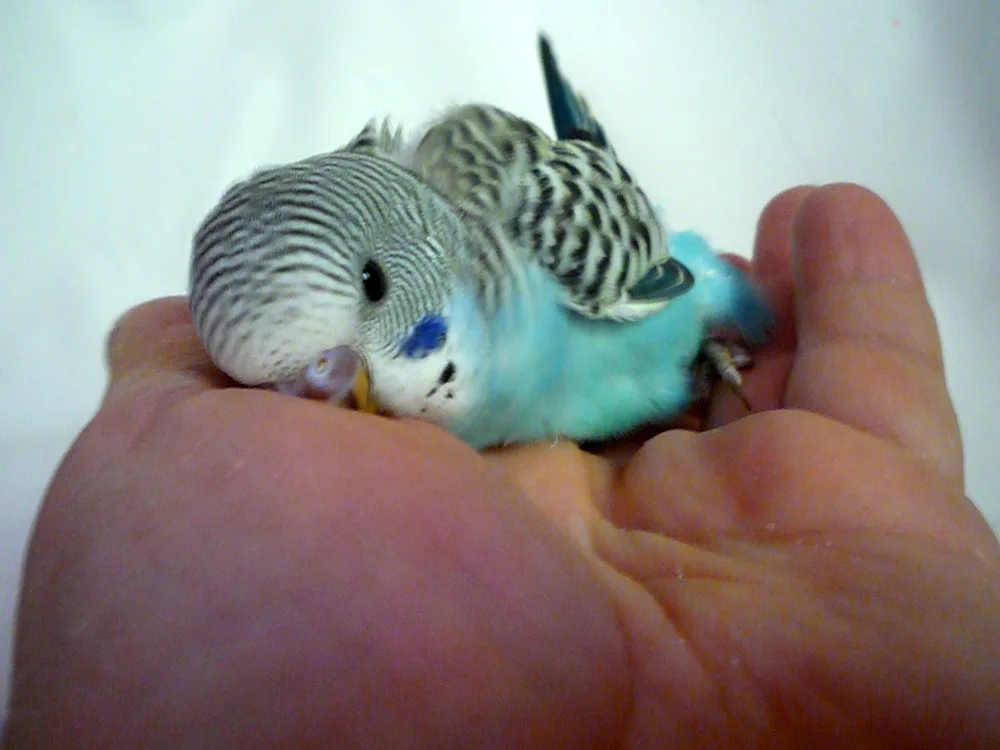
785, 184, 963, 485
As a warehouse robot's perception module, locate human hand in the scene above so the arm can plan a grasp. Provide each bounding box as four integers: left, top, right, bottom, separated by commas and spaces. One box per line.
5, 184, 999, 748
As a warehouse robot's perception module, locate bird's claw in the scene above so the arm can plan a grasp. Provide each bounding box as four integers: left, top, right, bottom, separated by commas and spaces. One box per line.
693, 339, 755, 412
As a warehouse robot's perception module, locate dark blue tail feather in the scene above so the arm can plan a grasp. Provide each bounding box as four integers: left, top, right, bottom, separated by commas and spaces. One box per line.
538, 34, 610, 148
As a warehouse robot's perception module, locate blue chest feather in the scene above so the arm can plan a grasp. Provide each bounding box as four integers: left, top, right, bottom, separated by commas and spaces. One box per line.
446, 231, 773, 449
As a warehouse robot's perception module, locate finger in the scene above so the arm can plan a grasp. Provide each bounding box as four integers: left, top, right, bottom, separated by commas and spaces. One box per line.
754, 186, 814, 276
751, 185, 817, 346
483, 442, 617, 553
707, 186, 815, 426
786, 183, 963, 483
104, 296, 226, 399
616, 412, 1000, 568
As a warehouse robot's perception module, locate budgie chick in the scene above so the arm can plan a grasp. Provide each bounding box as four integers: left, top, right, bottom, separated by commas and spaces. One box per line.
188, 34, 773, 450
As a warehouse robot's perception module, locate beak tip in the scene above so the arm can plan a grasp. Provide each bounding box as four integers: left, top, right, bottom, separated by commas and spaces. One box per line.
350, 361, 377, 414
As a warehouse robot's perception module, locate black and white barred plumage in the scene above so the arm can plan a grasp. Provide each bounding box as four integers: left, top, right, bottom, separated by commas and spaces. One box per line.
189, 149, 471, 385
189, 100, 692, 389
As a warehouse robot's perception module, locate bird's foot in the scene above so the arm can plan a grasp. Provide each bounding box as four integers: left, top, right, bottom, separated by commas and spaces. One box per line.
692, 339, 754, 412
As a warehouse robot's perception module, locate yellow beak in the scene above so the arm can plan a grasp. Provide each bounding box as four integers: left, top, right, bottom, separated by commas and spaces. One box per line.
350, 359, 378, 414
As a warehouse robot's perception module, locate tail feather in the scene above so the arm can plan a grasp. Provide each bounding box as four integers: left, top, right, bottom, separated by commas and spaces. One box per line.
538, 33, 611, 149
667, 230, 775, 346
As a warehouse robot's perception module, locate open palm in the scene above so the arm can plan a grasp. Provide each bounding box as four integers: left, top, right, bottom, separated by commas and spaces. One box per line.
6, 184, 999, 748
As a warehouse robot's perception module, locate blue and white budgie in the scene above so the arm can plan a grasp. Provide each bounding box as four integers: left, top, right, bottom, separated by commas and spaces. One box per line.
188, 34, 773, 450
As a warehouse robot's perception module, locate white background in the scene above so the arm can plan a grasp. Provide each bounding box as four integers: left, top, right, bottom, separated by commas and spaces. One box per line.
2, 0, 998, 718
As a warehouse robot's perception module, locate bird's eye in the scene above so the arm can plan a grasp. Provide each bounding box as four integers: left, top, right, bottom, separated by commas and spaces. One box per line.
361, 259, 387, 303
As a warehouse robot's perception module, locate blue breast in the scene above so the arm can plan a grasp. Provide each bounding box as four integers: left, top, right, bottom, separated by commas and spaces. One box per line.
447, 230, 772, 449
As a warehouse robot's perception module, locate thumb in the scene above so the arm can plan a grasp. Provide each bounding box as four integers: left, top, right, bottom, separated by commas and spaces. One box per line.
104, 296, 223, 398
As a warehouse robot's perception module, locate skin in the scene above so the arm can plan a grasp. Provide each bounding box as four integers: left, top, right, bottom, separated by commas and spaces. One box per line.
4, 183, 1000, 748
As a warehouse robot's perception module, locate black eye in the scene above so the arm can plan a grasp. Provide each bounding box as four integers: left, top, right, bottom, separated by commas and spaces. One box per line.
360, 259, 387, 303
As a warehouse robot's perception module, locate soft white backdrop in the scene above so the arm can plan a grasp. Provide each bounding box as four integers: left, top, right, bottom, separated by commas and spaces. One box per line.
2, 0, 998, 718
